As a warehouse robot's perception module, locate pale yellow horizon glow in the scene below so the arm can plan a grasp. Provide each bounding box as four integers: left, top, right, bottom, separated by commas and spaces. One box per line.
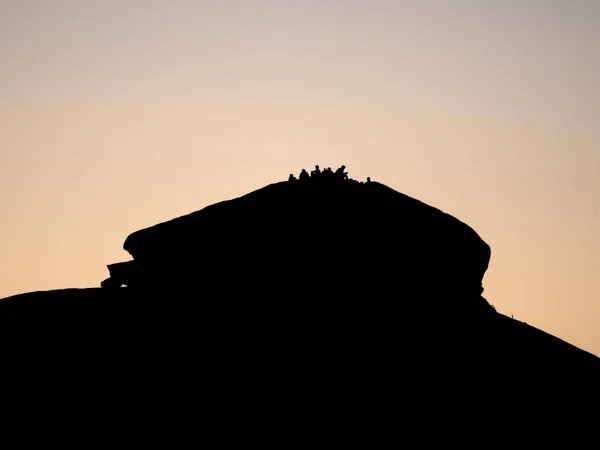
1, 1, 598, 355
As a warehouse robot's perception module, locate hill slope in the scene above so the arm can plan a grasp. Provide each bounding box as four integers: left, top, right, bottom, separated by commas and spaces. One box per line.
1, 168, 598, 423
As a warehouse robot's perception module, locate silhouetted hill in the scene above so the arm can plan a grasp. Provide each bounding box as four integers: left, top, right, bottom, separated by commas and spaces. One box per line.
1, 167, 598, 426
110, 173, 491, 306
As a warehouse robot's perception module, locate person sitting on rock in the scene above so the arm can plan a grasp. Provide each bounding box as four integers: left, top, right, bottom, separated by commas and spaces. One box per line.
299, 168, 310, 181
334, 165, 348, 180
323, 167, 334, 178
311, 165, 321, 178
288, 173, 297, 182
366, 177, 371, 183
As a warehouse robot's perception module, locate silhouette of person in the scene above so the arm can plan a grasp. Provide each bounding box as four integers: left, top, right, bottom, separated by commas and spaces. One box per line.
335, 165, 348, 180
289, 173, 297, 182
299, 169, 310, 181
367, 177, 371, 183
311, 165, 321, 177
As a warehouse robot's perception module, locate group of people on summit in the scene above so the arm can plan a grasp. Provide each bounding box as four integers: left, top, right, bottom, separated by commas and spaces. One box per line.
288, 165, 371, 184
289, 165, 348, 182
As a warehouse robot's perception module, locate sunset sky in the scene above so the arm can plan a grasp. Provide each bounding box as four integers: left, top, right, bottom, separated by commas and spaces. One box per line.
1, 0, 598, 355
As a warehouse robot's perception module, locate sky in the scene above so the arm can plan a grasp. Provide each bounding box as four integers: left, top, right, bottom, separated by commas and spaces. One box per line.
1, 0, 598, 355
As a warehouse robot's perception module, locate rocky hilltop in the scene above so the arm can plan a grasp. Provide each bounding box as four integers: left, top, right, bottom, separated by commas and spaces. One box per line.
1, 165, 598, 423
103, 165, 491, 311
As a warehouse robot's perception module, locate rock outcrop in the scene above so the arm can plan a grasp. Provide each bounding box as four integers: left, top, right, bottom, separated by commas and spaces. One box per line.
102, 167, 492, 318
1, 166, 598, 430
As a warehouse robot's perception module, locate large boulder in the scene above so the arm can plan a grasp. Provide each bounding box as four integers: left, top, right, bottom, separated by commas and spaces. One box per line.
113, 174, 491, 309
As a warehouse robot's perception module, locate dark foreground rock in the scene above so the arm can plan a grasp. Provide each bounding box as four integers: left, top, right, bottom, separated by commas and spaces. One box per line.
0, 285, 598, 431
0, 168, 597, 434
109, 173, 492, 303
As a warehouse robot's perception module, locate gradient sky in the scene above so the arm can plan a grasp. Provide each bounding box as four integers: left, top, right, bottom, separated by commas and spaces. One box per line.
1, 0, 598, 355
